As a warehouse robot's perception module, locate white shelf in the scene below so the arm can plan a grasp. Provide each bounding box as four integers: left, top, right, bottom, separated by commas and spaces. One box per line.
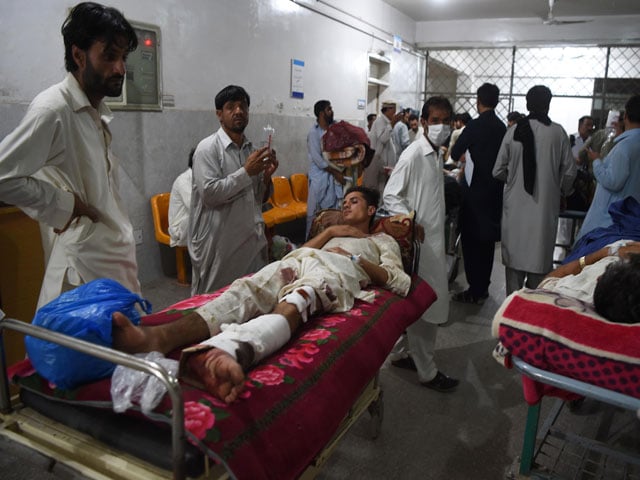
367, 52, 391, 90
368, 77, 390, 87
368, 53, 391, 65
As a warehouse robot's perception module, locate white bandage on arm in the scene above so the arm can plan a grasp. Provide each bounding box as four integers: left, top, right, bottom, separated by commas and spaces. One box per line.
199, 313, 291, 365
281, 286, 318, 323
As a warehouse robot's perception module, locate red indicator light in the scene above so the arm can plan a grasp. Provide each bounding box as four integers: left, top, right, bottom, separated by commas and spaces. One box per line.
144, 38, 153, 47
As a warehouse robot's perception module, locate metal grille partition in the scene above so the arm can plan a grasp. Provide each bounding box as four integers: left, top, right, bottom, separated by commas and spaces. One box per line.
423, 45, 640, 129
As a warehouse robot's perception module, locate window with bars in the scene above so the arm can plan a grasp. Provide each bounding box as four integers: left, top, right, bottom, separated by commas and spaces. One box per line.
421, 45, 640, 130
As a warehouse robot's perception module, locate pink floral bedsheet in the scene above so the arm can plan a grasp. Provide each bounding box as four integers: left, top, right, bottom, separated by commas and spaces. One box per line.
10, 276, 435, 479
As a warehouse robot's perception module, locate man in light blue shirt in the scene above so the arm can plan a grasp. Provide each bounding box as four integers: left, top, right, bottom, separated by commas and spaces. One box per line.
577, 95, 640, 241
306, 100, 344, 236
392, 108, 411, 161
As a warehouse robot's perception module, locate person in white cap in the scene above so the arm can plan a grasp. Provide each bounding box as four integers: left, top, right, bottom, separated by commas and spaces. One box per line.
363, 100, 397, 192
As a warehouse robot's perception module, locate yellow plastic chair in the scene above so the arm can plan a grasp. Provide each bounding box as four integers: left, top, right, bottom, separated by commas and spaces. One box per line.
290, 173, 308, 203
150, 193, 190, 285
271, 176, 306, 219
262, 205, 297, 228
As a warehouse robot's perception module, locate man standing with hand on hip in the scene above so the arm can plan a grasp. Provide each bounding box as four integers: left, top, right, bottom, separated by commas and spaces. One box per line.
0, 2, 141, 308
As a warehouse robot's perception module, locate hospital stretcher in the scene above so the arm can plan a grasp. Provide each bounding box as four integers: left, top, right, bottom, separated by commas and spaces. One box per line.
0, 212, 430, 480
492, 288, 640, 479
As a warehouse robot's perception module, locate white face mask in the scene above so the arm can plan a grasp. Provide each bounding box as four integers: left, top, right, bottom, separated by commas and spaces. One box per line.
427, 123, 451, 147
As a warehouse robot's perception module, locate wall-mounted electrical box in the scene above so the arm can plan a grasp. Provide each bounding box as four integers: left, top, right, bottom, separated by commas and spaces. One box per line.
106, 22, 162, 111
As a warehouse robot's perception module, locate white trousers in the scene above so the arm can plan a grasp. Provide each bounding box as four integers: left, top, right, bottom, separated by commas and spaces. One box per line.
390, 319, 438, 383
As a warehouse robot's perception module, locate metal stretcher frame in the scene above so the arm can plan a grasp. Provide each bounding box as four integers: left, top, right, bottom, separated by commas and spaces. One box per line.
0, 311, 393, 480
0, 310, 191, 478
512, 356, 640, 477
0, 212, 423, 479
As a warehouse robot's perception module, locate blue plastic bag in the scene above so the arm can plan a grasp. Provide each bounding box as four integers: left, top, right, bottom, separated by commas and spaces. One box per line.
25, 279, 152, 389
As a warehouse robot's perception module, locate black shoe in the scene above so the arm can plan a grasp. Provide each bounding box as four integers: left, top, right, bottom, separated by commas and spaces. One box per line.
452, 290, 485, 305
391, 356, 417, 371
421, 371, 459, 392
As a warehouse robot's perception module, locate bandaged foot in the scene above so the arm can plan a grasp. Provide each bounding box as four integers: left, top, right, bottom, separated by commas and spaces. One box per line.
181, 348, 245, 404
281, 286, 319, 323
199, 313, 291, 367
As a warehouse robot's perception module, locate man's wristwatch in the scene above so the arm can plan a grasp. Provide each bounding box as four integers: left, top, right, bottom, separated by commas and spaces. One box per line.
350, 254, 362, 265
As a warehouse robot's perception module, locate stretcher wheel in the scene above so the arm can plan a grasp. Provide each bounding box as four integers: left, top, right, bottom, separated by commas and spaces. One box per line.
367, 390, 384, 439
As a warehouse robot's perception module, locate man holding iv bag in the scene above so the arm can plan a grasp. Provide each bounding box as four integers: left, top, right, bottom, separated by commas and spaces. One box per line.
188, 85, 278, 294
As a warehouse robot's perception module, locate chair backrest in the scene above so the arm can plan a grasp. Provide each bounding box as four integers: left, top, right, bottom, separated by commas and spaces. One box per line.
150, 193, 171, 245
290, 173, 308, 203
271, 176, 296, 208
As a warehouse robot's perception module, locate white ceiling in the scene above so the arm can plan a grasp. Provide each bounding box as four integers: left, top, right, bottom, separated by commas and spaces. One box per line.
381, 0, 640, 22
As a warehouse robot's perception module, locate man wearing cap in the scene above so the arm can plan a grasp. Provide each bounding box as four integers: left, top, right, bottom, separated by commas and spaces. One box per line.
363, 100, 397, 192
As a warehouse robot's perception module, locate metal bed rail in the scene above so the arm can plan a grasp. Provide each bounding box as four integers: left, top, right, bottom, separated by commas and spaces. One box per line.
512, 356, 640, 478
0, 309, 187, 480
513, 357, 640, 412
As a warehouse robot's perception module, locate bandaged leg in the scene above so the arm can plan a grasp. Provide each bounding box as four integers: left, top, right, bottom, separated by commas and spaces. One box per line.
281, 286, 319, 323
199, 313, 291, 367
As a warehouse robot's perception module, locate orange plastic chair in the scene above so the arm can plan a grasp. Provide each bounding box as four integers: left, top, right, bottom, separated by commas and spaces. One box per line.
262, 205, 297, 228
271, 176, 306, 219
150, 193, 190, 285
290, 173, 308, 203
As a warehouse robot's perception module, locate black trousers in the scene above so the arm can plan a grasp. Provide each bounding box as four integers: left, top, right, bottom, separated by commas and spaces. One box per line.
460, 234, 496, 297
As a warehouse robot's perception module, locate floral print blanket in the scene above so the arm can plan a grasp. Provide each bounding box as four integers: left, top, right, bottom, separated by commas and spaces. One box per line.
492, 288, 640, 405
10, 276, 435, 479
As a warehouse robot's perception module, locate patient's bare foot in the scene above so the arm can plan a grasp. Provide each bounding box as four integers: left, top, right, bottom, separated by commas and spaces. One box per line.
185, 348, 246, 404
112, 312, 161, 353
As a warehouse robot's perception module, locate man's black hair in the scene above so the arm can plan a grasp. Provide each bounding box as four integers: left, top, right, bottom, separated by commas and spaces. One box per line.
526, 85, 552, 115
408, 113, 419, 122
477, 82, 500, 109
367, 113, 377, 122
624, 95, 640, 123
62, 2, 138, 73
593, 253, 640, 324
507, 111, 524, 123
421, 96, 453, 121
314, 100, 331, 119
215, 85, 250, 110
345, 186, 380, 209
455, 112, 472, 125
578, 115, 594, 126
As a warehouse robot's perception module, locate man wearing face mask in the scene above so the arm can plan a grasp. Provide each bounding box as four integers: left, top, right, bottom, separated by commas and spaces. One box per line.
382, 96, 459, 392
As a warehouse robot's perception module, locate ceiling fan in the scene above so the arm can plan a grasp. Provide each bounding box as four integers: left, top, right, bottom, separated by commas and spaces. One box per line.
543, 0, 592, 25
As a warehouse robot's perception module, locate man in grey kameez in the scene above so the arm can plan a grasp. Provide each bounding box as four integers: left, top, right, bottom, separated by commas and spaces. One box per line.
493, 85, 576, 295
189, 85, 278, 295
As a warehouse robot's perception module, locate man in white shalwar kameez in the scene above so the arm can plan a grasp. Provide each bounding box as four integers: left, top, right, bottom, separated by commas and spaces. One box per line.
493, 85, 576, 295
168, 149, 194, 247
188, 85, 278, 295
363, 101, 397, 193
383, 97, 459, 392
0, 4, 140, 308
113, 187, 410, 403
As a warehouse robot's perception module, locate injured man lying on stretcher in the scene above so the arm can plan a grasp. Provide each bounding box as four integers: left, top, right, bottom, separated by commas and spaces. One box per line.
539, 239, 640, 323
112, 186, 411, 403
